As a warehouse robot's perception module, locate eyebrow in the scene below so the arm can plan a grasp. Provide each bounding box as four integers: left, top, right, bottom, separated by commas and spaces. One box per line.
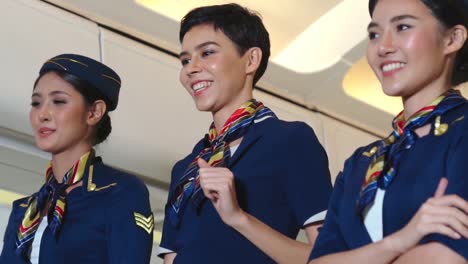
179, 41, 220, 58
367, 14, 419, 30
31, 90, 71, 97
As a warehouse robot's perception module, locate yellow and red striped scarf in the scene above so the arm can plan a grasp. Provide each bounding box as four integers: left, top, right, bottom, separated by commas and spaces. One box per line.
357, 90, 465, 214
168, 99, 276, 227
16, 150, 94, 258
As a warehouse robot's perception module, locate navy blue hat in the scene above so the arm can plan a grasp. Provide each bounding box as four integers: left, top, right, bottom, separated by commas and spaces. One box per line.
369, 0, 468, 16
39, 54, 121, 111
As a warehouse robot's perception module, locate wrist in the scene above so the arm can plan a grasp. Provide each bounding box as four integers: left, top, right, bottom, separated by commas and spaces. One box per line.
228, 209, 249, 229
382, 231, 409, 256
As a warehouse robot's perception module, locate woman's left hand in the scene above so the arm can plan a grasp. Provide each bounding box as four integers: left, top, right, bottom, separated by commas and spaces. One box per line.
197, 158, 246, 226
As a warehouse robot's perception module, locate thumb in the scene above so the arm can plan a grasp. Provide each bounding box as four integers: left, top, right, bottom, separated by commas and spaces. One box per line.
197, 158, 211, 168
434, 177, 448, 198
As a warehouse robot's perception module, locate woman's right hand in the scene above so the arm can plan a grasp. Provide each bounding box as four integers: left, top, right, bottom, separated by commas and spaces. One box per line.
386, 178, 468, 254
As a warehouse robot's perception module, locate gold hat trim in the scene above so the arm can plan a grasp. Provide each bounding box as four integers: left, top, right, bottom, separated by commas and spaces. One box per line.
52, 57, 89, 67
45, 60, 67, 71
101, 74, 121, 85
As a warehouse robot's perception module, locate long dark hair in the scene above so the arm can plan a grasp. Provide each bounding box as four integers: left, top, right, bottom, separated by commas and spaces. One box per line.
34, 70, 112, 145
369, 0, 468, 85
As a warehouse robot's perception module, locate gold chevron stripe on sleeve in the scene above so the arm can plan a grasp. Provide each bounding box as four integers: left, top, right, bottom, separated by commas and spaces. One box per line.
134, 212, 154, 234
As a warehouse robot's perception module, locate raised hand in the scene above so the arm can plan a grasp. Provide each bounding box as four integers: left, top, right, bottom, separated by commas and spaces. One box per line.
197, 159, 245, 226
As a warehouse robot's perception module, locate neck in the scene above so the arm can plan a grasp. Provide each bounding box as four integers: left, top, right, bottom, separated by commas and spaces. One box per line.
51, 143, 92, 183
402, 57, 456, 119
212, 87, 253, 132
402, 83, 451, 120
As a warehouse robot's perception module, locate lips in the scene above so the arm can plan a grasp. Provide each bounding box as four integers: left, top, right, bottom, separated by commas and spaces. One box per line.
38, 127, 55, 137
381, 61, 406, 77
191, 80, 212, 96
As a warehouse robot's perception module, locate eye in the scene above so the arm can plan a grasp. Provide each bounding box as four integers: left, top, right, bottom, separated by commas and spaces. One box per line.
180, 58, 190, 66
397, 24, 411, 31
368, 31, 379, 40
53, 99, 66, 105
201, 49, 215, 57
31, 101, 40, 107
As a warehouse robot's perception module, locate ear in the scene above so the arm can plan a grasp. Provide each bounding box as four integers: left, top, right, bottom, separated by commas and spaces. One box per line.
245, 47, 262, 75
444, 25, 467, 56
86, 100, 107, 126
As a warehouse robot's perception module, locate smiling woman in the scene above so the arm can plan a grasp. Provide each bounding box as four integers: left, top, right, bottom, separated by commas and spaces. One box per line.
309, 0, 468, 263
158, 3, 332, 264
0, 54, 154, 264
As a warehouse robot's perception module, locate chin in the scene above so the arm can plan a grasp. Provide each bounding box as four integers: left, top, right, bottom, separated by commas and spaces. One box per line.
381, 84, 406, 97
35, 139, 57, 153
35, 144, 54, 153
194, 100, 215, 113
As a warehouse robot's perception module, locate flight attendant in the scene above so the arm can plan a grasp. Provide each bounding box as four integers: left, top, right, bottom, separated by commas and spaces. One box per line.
158, 3, 332, 264
0, 54, 154, 264
309, 0, 468, 263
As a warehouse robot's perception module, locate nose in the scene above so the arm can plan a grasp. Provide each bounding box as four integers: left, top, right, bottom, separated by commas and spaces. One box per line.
378, 30, 396, 56
38, 104, 51, 122
185, 57, 202, 76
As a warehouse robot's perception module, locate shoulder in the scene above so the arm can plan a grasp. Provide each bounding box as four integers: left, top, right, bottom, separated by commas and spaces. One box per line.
340, 140, 381, 178
91, 162, 149, 198
4, 196, 32, 227
444, 100, 468, 132
170, 138, 205, 181
258, 118, 319, 141
11, 196, 32, 209
90, 163, 153, 218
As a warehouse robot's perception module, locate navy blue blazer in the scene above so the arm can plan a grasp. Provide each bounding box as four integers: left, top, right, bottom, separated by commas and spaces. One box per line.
310, 102, 468, 260
0, 158, 154, 264
160, 117, 333, 263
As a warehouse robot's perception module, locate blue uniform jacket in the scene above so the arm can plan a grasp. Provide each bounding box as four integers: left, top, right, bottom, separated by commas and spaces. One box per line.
310, 102, 468, 260
160, 117, 333, 263
0, 158, 154, 264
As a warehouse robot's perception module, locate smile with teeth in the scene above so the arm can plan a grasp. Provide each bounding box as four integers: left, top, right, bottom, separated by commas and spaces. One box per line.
382, 62, 405, 73
192, 81, 212, 92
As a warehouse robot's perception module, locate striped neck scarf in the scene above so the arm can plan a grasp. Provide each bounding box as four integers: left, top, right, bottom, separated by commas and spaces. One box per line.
168, 99, 277, 227
357, 90, 465, 214
16, 150, 95, 258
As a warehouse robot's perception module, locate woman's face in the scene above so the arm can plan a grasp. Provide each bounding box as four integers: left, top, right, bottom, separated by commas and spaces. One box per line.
178, 24, 253, 116
367, 0, 449, 99
30, 72, 92, 154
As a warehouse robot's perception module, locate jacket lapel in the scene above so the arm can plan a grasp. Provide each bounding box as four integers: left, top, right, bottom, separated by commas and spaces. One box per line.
227, 118, 271, 168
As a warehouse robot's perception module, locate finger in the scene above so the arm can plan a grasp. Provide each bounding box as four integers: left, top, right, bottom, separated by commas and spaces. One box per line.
198, 169, 234, 179
198, 169, 227, 177
200, 182, 219, 200
205, 192, 219, 202
428, 196, 468, 214
200, 171, 234, 182
434, 177, 448, 198
417, 204, 468, 238
201, 180, 233, 195
422, 223, 462, 240
197, 158, 211, 168
432, 206, 468, 227
429, 213, 468, 238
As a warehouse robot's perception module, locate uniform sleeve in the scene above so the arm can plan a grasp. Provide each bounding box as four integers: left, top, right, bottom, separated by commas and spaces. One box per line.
107, 179, 153, 264
420, 132, 468, 259
157, 160, 186, 258
0, 201, 29, 264
157, 211, 177, 258
284, 122, 333, 227
309, 171, 349, 260
0, 204, 16, 263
